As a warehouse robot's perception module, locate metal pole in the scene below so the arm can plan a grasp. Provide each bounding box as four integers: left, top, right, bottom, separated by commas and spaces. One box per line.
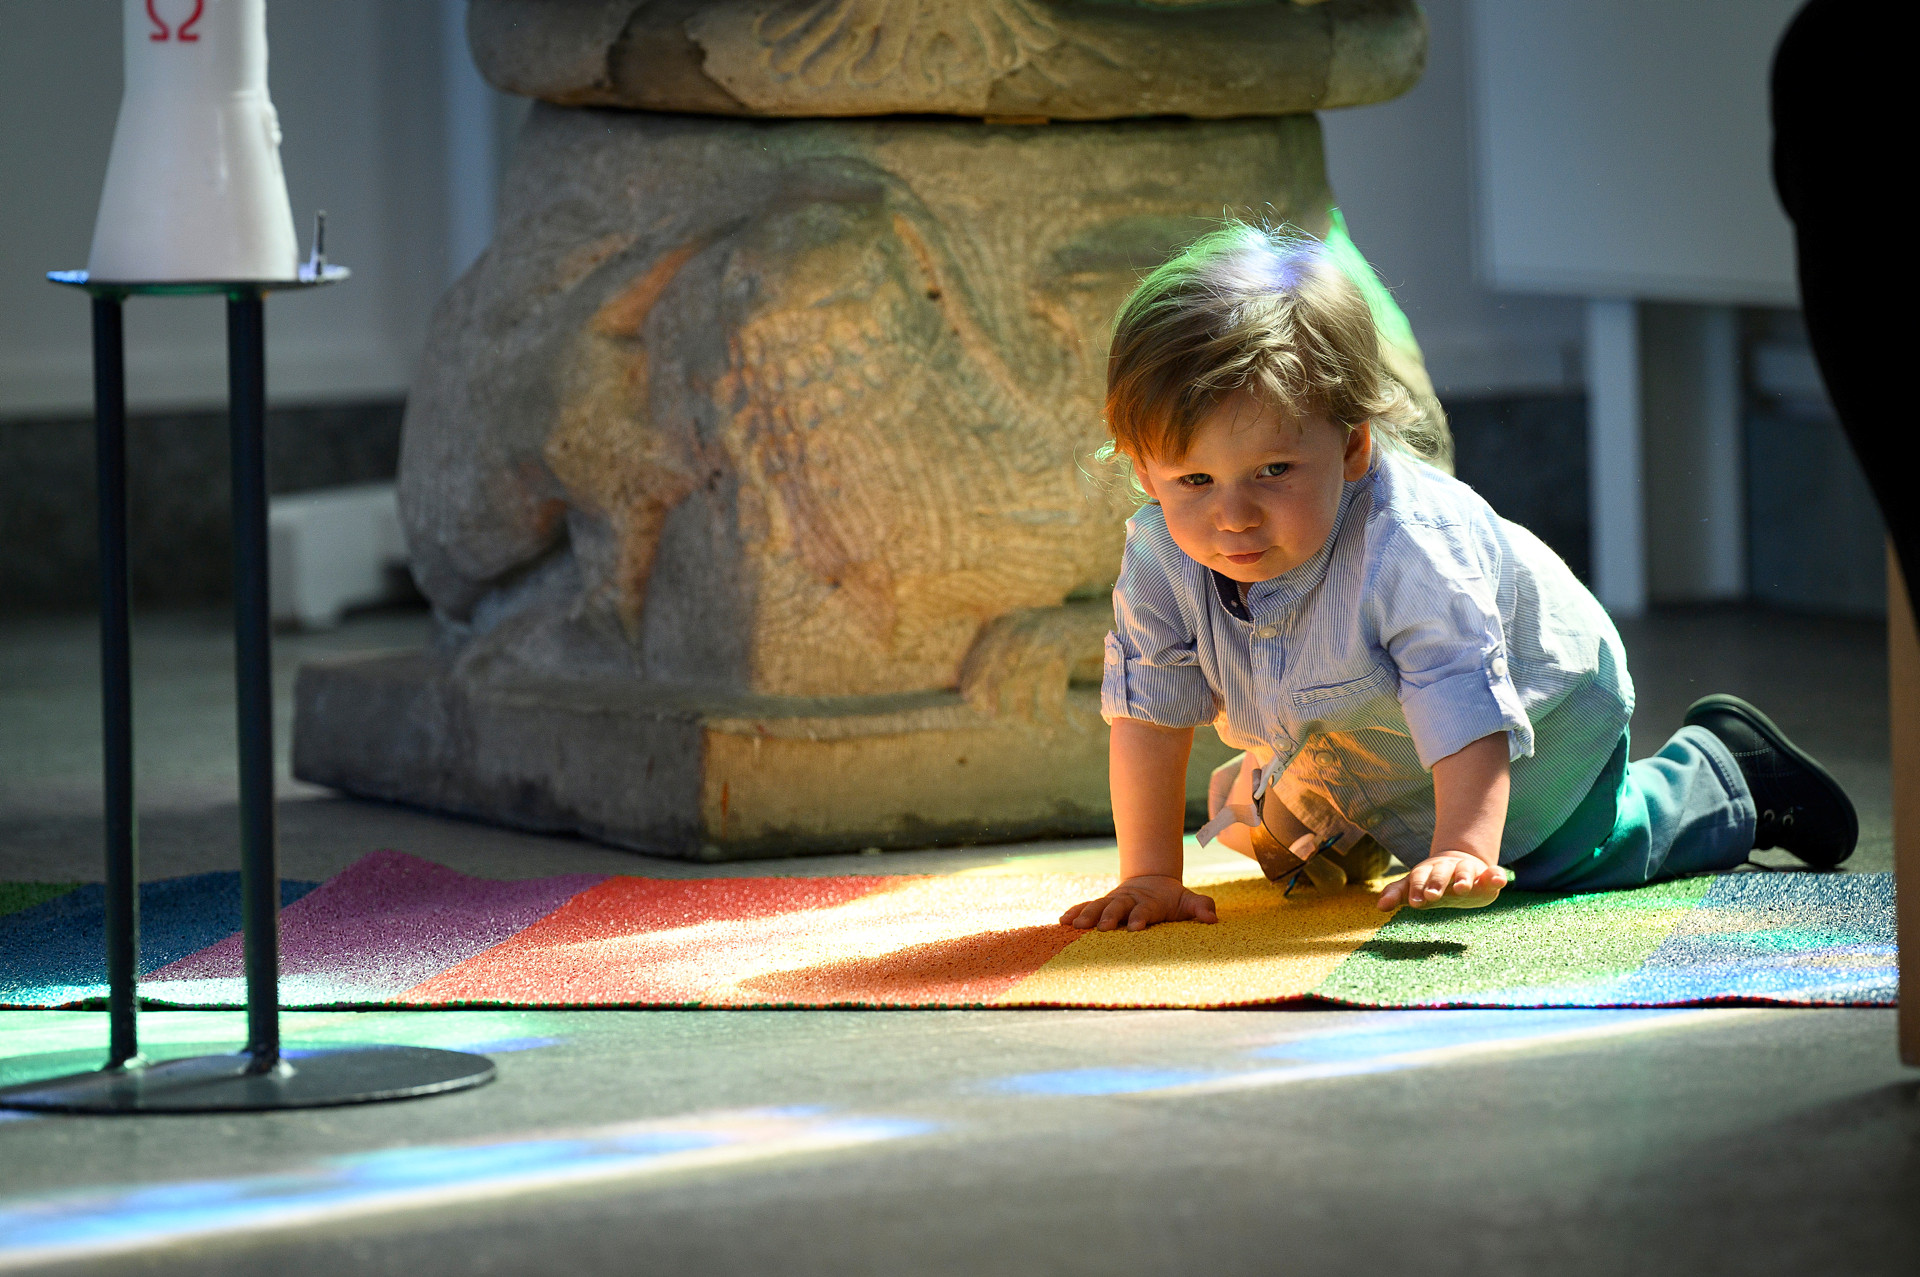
92, 293, 140, 1071
4, 268, 497, 1114
227, 289, 280, 1068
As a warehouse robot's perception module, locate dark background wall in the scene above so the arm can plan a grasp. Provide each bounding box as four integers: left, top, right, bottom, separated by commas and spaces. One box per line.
5, 374, 1877, 619
1447, 394, 1589, 582
0, 390, 1601, 616
0, 403, 402, 610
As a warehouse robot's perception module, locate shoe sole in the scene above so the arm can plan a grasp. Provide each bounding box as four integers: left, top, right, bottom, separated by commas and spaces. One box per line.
1682, 693, 1858, 866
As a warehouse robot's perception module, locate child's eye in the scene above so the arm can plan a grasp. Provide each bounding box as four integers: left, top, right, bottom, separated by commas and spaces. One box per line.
1177, 473, 1213, 488
1258, 462, 1291, 479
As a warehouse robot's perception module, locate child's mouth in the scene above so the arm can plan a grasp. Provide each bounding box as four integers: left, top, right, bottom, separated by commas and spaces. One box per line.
1222, 550, 1269, 566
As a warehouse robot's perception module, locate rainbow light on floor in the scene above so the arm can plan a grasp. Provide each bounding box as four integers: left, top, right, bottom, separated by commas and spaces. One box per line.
0, 1107, 933, 1271
990, 1008, 1746, 1098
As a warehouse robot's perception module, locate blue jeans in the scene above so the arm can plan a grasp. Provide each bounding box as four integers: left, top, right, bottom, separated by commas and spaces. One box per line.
1507, 727, 1756, 892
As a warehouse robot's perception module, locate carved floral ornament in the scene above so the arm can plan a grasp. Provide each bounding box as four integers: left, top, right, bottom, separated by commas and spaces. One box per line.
735, 0, 1064, 93
468, 0, 1418, 120
727, 0, 1336, 94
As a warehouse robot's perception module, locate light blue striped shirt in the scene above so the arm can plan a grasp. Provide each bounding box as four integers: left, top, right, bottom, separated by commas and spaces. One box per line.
1101, 449, 1634, 867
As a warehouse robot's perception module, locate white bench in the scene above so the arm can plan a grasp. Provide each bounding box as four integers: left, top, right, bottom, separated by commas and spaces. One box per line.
268, 482, 409, 629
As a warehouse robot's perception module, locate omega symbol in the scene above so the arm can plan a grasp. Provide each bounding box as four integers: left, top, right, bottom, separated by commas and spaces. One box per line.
146, 0, 205, 43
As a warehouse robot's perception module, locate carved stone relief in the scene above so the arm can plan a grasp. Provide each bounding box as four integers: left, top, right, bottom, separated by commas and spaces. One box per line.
468, 0, 1425, 120
402, 109, 1333, 699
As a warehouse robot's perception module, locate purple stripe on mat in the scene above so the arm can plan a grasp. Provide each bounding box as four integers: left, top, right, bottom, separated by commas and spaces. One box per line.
143, 851, 605, 1005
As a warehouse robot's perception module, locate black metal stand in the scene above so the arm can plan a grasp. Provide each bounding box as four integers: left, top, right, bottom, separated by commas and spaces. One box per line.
0, 270, 494, 1114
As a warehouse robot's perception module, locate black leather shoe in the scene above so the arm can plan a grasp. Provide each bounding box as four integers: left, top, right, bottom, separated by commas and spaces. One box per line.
1682, 694, 1857, 869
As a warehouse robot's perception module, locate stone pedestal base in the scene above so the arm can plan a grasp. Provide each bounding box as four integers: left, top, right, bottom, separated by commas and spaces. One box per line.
293, 651, 1235, 860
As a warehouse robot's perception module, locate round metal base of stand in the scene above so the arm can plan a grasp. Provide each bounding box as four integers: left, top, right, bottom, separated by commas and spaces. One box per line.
0, 1046, 494, 1114
47, 266, 351, 296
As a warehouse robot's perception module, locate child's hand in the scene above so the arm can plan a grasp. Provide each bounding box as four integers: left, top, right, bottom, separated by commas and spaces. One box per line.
1060, 875, 1218, 931
1375, 851, 1508, 912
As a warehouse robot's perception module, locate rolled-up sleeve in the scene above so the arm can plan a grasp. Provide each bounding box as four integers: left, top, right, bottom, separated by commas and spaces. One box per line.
1372, 521, 1534, 768
1100, 522, 1218, 729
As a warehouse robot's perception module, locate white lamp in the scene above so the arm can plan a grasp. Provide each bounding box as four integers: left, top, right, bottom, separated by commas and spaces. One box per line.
87, 0, 299, 282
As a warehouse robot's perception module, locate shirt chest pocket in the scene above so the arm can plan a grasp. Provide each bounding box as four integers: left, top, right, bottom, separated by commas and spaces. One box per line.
1289, 664, 1397, 714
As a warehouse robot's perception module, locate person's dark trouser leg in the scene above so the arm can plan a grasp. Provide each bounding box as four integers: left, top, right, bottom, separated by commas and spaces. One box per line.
1510, 730, 1756, 892
1629, 727, 1759, 877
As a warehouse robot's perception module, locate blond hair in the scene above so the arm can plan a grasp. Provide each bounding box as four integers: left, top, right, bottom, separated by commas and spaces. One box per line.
1104, 221, 1447, 471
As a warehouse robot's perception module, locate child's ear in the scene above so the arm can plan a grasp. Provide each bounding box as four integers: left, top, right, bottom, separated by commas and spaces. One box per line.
1343, 419, 1373, 481
1130, 457, 1161, 502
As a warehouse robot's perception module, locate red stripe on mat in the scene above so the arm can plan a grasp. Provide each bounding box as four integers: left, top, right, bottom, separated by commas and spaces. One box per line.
400, 875, 904, 1006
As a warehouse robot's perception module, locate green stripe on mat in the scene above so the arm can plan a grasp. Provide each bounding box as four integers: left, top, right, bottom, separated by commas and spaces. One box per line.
0, 884, 80, 920
1315, 875, 1714, 1004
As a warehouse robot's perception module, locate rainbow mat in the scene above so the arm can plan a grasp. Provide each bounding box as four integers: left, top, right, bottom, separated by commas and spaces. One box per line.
0, 851, 1896, 1011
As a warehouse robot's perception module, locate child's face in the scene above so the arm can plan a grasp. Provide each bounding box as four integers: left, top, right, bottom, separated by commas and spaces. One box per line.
1132, 390, 1372, 584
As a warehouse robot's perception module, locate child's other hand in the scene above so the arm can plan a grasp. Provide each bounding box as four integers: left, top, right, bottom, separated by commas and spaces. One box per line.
1060, 875, 1218, 931
1375, 851, 1507, 912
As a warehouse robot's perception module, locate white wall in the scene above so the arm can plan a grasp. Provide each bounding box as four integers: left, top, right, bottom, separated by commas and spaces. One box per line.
1468, 0, 1800, 306
0, 0, 510, 417
3, 0, 1787, 415
1319, 0, 1587, 397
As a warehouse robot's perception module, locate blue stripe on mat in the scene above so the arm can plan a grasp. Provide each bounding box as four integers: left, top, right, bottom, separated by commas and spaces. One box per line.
1459, 872, 1897, 1007
0, 875, 319, 1009
1614, 871, 1898, 1004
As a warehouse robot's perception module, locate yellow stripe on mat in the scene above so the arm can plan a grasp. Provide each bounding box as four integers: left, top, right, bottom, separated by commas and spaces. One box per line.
697, 870, 1112, 1006
994, 877, 1393, 1008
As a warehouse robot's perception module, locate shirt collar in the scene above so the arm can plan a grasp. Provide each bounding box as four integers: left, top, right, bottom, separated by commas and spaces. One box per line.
1210, 568, 1252, 621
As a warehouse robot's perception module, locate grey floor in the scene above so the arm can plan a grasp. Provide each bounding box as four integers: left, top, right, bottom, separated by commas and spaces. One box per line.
0, 605, 1913, 1275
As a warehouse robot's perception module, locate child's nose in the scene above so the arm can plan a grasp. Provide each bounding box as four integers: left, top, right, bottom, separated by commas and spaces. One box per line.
1215, 490, 1263, 532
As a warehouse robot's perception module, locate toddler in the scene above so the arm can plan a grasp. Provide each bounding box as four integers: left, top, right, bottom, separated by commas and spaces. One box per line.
1063, 224, 1857, 932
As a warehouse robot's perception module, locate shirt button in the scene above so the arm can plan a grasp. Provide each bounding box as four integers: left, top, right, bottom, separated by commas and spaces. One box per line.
1255, 625, 1277, 639
1314, 749, 1337, 766
1490, 656, 1509, 678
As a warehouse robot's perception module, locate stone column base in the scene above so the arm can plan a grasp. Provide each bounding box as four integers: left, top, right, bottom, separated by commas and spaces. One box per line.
292, 651, 1235, 861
